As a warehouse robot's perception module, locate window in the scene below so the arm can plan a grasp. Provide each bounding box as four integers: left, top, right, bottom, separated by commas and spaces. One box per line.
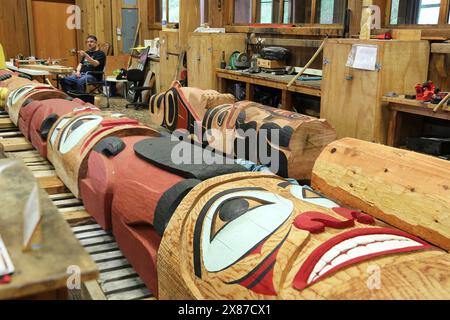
258, 0, 276, 23
418, 0, 441, 24
390, 0, 441, 25
200, 0, 209, 25
233, 0, 344, 25
160, 0, 180, 23
283, 0, 291, 23
315, 0, 346, 24
234, 0, 253, 24
168, 0, 179, 23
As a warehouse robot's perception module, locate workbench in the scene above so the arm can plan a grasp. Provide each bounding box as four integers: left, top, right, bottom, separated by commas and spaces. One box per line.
6, 61, 50, 82
0, 160, 98, 300
6, 62, 73, 87
216, 68, 321, 110
383, 96, 450, 147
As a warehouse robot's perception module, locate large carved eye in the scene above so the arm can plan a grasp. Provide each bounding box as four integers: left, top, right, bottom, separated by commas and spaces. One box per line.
216, 109, 228, 127
290, 185, 339, 209
58, 115, 103, 154
7, 85, 36, 108
196, 188, 293, 276
50, 117, 70, 147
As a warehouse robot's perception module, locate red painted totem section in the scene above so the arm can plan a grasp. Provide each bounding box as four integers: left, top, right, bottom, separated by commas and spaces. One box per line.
18, 99, 94, 157
80, 135, 185, 294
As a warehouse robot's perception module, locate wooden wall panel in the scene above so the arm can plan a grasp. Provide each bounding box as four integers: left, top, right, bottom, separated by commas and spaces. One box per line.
31, 0, 79, 67
208, 0, 225, 27
0, 0, 31, 59
76, 0, 113, 52
180, 0, 201, 52
138, 0, 150, 40
138, 0, 160, 40
348, 0, 363, 36
429, 52, 450, 91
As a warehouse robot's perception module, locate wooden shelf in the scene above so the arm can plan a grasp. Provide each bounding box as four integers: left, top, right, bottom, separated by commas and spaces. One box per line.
383, 96, 450, 148
216, 68, 321, 111
225, 25, 343, 37
216, 68, 321, 96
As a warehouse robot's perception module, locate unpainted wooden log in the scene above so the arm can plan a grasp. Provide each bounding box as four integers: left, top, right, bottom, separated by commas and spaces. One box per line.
311, 138, 450, 251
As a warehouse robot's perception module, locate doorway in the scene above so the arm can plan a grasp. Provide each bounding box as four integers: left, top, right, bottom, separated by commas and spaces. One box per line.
121, 8, 139, 54
29, 0, 79, 68
112, 0, 140, 55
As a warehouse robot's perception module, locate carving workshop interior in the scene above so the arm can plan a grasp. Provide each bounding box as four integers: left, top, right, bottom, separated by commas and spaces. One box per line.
0, 0, 449, 305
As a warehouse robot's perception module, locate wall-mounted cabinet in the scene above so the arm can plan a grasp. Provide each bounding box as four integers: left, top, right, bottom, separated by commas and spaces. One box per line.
159, 29, 180, 92
321, 39, 430, 144
187, 32, 247, 90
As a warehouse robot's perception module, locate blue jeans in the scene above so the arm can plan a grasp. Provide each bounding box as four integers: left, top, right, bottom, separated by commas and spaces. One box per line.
60, 73, 97, 93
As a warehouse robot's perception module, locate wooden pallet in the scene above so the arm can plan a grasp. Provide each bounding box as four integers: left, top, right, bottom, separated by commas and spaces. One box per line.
73, 224, 154, 300
0, 124, 155, 300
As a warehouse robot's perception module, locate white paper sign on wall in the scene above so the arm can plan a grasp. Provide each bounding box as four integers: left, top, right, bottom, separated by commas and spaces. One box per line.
346, 45, 378, 71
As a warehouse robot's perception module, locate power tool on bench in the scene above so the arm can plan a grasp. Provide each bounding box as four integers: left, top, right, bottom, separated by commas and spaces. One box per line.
415, 81, 441, 102
229, 52, 251, 70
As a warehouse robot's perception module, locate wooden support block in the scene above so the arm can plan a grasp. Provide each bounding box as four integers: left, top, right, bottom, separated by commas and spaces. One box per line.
392, 30, 422, 41
431, 43, 450, 54
83, 280, 107, 301
0, 138, 33, 152
62, 210, 94, 226
434, 54, 449, 78
245, 83, 254, 101
37, 176, 68, 195
312, 138, 450, 251
0, 118, 14, 129
281, 90, 293, 111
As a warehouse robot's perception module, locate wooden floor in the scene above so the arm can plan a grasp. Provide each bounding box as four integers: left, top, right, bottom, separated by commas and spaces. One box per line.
0, 116, 155, 300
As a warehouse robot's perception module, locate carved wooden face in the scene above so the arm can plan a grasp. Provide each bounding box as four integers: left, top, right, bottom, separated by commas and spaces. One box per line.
202, 104, 236, 155
203, 102, 315, 177
176, 174, 432, 299
47, 110, 155, 197
6, 84, 49, 113
10, 87, 67, 126
149, 87, 198, 134
0, 76, 34, 108
149, 84, 235, 135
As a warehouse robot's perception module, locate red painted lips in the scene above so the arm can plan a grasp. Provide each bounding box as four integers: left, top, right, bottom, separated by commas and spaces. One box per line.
293, 228, 432, 291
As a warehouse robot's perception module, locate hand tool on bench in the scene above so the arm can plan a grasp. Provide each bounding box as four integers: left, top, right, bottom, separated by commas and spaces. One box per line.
287, 37, 327, 88
433, 91, 450, 113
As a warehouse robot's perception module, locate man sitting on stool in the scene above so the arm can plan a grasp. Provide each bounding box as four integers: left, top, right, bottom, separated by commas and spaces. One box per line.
61, 35, 106, 93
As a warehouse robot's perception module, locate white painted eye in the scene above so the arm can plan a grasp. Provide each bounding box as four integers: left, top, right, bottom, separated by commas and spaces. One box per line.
58, 115, 103, 154
111, 113, 124, 118
201, 190, 293, 273
50, 118, 70, 147
7, 85, 36, 108
73, 106, 100, 112
290, 185, 338, 209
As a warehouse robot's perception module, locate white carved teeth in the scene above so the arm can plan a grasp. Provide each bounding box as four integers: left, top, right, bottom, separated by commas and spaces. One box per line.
307, 234, 423, 285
